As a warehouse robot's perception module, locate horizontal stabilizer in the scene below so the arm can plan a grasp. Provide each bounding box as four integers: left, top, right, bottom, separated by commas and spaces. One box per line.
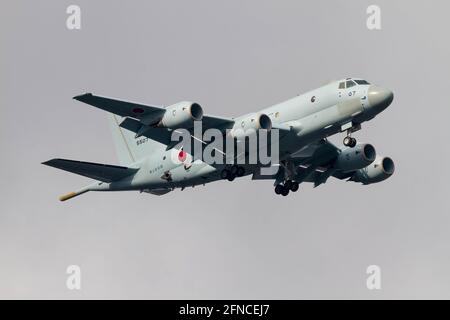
42, 158, 138, 183
119, 117, 173, 146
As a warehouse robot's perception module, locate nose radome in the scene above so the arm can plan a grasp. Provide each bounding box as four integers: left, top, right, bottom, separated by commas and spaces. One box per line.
368, 85, 394, 111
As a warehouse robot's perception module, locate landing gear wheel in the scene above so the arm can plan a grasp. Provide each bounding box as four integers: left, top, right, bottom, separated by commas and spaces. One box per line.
284, 180, 293, 190
343, 136, 352, 147
220, 169, 230, 180
236, 166, 245, 177
281, 186, 290, 196
227, 173, 236, 181
230, 165, 238, 175
343, 136, 357, 148
290, 181, 299, 192
275, 184, 283, 195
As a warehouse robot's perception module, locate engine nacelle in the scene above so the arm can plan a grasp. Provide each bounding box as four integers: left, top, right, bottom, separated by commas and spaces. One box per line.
351, 156, 395, 184
157, 101, 203, 129
229, 113, 272, 139
333, 144, 376, 172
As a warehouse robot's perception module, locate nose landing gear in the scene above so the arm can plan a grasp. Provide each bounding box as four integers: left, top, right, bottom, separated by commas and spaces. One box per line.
343, 136, 357, 147
342, 124, 360, 148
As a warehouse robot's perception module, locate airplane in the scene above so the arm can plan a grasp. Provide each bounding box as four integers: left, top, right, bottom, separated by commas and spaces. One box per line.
43, 77, 395, 200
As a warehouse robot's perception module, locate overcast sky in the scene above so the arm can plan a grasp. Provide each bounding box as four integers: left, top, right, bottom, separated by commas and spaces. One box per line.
1, 0, 450, 299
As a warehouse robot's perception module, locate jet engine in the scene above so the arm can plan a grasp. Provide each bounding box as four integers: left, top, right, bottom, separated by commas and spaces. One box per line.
229, 113, 272, 139
157, 101, 203, 129
350, 156, 395, 184
333, 143, 376, 172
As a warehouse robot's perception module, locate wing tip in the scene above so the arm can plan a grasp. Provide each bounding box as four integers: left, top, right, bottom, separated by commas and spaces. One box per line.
41, 159, 61, 167
73, 93, 93, 101
42, 159, 54, 166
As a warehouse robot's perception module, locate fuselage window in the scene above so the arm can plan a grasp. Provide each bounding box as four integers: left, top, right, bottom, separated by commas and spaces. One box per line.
338, 82, 345, 89
346, 80, 356, 88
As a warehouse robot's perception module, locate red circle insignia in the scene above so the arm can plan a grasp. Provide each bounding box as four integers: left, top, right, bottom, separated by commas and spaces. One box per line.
132, 107, 144, 114
178, 150, 187, 162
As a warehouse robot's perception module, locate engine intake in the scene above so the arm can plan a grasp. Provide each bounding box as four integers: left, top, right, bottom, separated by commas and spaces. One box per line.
351, 156, 395, 184
157, 101, 203, 129
333, 143, 376, 172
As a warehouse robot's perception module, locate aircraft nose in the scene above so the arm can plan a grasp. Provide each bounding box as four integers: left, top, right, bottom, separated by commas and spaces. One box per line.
367, 85, 394, 111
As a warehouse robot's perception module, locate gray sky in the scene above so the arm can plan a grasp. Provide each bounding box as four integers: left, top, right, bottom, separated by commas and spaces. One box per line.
1, 0, 450, 299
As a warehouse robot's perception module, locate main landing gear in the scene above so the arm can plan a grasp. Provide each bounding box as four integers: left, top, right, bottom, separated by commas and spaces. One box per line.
221, 165, 245, 181
274, 180, 299, 196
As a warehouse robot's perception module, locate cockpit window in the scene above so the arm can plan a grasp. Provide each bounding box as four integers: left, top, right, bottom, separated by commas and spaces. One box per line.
338, 82, 345, 89
346, 80, 356, 88
355, 79, 370, 85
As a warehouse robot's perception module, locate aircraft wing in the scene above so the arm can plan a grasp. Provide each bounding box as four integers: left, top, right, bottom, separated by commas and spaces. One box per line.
119, 117, 236, 149
252, 139, 349, 186
74, 93, 235, 130
74, 93, 165, 123
42, 158, 138, 183
289, 139, 340, 166
292, 140, 363, 183
201, 114, 235, 131
288, 140, 366, 186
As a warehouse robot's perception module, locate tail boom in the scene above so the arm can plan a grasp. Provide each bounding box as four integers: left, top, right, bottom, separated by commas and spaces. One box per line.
59, 187, 89, 202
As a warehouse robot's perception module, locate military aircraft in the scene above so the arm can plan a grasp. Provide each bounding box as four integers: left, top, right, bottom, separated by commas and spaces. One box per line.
43, 77, 395, 200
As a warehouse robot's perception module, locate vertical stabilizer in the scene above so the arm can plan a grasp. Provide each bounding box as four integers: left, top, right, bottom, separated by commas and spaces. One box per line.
107, 114, 165, 165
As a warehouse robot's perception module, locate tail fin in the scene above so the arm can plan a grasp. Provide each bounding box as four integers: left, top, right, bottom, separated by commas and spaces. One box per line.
107, 114, 164, 165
